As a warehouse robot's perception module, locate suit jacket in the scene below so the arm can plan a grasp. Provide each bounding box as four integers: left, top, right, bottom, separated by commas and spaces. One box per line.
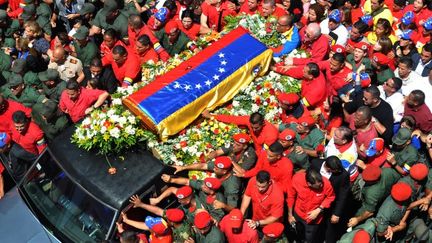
412, 53, 432, 77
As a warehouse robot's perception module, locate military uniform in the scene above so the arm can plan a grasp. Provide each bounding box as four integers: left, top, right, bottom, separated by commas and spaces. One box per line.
41, 81, 66, 103
73, 41, 99, 67
159, 31, 191, 57
338, 218, 376, 242
0, 51, 12, 73
285, 147, 309, 171
207, 160, 241, 208
376, 68, 395, 85
189, 179, 226, 221
346, 55, 372, 73
2, 85, 46, 108
194, 225, 226, 243
356, 168, 401, 216
92, 10, 129, 38
162, 210, 195, 242
48, 55, 83, 81
375, 196, 408, 242
31, 101, 69, 141
393, 144, 419, 170
179, 196, 207, 225
0, 18, 20, 47
290, 124, 325, 150
221, 143, 257, 170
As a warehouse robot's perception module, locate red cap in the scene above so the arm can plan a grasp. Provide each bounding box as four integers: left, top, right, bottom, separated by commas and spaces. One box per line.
194, 211, 212, 229
279, 128, 296, 141
297, 116, 315, 127
176, 186, 193, 199
331, 44, 346, 55
152, 221, 169, 236
165, 208, 185, 223
233, 133, 251, 144
362, 165, 381, 182
228, 209, 243, 228
215, 156, 232, 169
354, 42, 369, 52
277, 92, 300, 105
165, 21, 178, 33
410, 163, 429, 181
263, 222, 284, 238
391, 182, 412, 202
204, 177, 221, 190
372, 52, 391, 66
353, 229, 371, 243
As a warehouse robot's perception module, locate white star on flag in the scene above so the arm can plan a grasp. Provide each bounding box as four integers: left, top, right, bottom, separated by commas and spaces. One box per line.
218, 68, 226, 73
173, 82, 181, 89
213, 75, 220, 80
184, 85, 191, 91
205, 80, 212, 86
218, 53, 225, 58
220, 60, 227, 65
195, 84, 202, 89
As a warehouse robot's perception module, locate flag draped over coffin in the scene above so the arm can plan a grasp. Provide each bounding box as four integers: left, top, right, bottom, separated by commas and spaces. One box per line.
123, 27, 273, 140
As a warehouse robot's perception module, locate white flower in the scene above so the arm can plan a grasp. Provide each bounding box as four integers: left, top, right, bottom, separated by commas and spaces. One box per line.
187, 146, 198, 155
109, 127, 121, 139
147, 141, 156, 148
111, 115, 120, 123
258, 30, 266, 37
82, 118, 91, 126
232, 100, 240, 107
118, 117, 127, 127
126, 86, 134, 95
100, 126, 107, 134
251, 104, 259, 112
125, 125, 136, 135
301, 53, 307, 58
128, 116, 136, 124
174, 143, 181, 149
175, 160, 184, 166
112, 98, 122, 106
107, 109, 116, 117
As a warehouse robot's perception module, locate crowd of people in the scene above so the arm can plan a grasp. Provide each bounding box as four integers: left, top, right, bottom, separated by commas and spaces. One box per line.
0, 0, 432, 242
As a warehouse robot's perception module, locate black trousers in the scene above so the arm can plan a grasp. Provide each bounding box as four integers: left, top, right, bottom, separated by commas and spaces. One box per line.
293, 212, 321, 243
8, 143, 38, 181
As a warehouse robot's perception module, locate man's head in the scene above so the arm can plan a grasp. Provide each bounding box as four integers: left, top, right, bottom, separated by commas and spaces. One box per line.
38, 69, 60, 88
362, 85, 381, 107
256, 170, 271, 194
306, 168, 323, 190
261, 0, 276, 17
406, 90, 425, 109
201, 177, 221, 196
266, 141, 284, 163
112, 45, 128, 65
277, 92, 300, 111
89, 58, 103, 79
383, 77, 402, 95
371, 0, 384, 12
103, 28, 119, 49
65, 79, 81, 101
175, 185, 193, 206
354, 106, 372, 128
8, 75, 25, 97
247, 0, 259, 11
278, 128, 296, 148
392, 127, 412, 150
262, 222, 285, 241
0, 95, 7, 114
324, 156, 344, 173
73, 26, 89, 46
249, 112, 265, 134
51, 47, 67, 65
128, 14, 143, 31
296, 116, 316, 134
12, 110, 29, 134
333, 126, 353, 145
303, 62, 320, 80
329, 53, 345, 73
213, 156, 232, 177
165, 21, 180, 43
276, 15, 293, 33
194, 211, 213, 235
397, 57, 413, 79
304, 23, 321, 42
135, 34, 151, 55
228, 209, 244, 234
421, 43, 432, 64
353, 42, 369, 62
103, 0, 120, 22
232, 133, 251, 153
328, 9, 342, 31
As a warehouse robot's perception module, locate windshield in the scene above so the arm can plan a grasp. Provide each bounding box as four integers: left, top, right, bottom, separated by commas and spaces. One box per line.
20, 151, 116, 242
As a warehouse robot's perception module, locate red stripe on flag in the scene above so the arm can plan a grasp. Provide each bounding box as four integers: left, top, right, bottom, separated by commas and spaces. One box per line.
128, 27, 249, 105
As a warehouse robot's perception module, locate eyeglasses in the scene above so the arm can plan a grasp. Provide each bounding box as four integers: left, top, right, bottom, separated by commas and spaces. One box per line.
384, 81, 394, 89
277, 22, 289, 26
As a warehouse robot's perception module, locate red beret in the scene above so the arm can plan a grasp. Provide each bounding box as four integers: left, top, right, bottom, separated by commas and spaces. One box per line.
194, 211, 212, 229
277, 92, 300, 105
331, 44, 346, 55
410, 163, 429, 181
353, 229, 371, 243
233, 133, 251, 144
215, 156, 232, 169
372, 52, 391, 66
228, 209, 243, 228
204, 177, 221, 190
298, 116, 315, 127
152, 221, 169, 236
391, 182, 412, 202
165, 21, 178, 33
176, 186, 193, 199
263, 222, 284, 238
279, 128, 296, 141
165, 208, 185, 223
362, 165, 381, 182
354, 41, 369, 52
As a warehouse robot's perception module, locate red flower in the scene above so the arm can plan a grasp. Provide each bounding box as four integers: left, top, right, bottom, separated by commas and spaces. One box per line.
316, 144, 325, 153
269, 88, 275, 95
293, 8, 301, 14
192, 175, 197, 180
199, 154, 206, 163
206, 143, 213, 148
103, 120, 111, 128
256, 97, 261, 106
180, 141, 188, 148
256, 85, 262, 91
179, 129, 186, 135
266, 98, 270, 103
108, 167, 117, 175
226, 104, 233, 110
214, 128, 220, 135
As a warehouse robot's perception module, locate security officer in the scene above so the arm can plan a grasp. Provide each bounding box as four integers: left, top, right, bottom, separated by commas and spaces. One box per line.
338, 220, 376, 242
2, 75, 46, 108
262, 222, 288, 243
72, 26, 99, 67
2, 59, 40, 90
387, 128, 419, 176
38, 69, 67, 102
348, 166, 401, 229
193, 211, 226, 243
278, 128, 309, 172
31, 99, 69, 141
0, 10, 20, 47
159, 21, 191, 56
89, 0, 129, 38
291, 116, 325, 158
48, 47, 85, 83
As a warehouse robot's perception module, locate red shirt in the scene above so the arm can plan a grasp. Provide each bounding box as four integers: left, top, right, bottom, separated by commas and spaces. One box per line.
0, 161, 4, 174
293, 34, 330, 65
111, 52, 141, 85
350, 8, 364, 24
59, 87, 104, 123
244, 149, 293, 192
10, 121, 46, 155
201, 1, 236, 31
219, 215, 259, 243
177, 21, 201, 41
366, 148, 391, 168
101, 40, 127, 66
258, 6, 287, 18
287, 172, 335, 224
403, 5, 432, 29
245, 177, 284, 221
214, 114, 279, 152
0, 100, 32, 133
132, 47, 160, 65
127, 25, 170, 62
318, 61, 352, 97
404, 103, 432, 133
348, 118, 378, 158
239, 2, 258, 15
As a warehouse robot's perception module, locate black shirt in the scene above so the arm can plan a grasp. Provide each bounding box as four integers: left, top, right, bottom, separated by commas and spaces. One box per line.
82, 66, 119, 94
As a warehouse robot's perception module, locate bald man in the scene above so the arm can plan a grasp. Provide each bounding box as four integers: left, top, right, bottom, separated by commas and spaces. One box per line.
48, 47, 85, 83
271, 15, 300, 57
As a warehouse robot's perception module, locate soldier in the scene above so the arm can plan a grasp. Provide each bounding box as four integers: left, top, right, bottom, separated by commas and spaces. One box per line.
387, 128, 419, 176
278, 128, 309, 172
2, 75, 46, 108
293, 116, 325, 158
262, 222, 288, 243
48, 47, 85, 83
31, 99, 69, 141
38, 69, 66, 102
72, 26, 99, 67
89, 0, 129, 38
193, 211, 226, 243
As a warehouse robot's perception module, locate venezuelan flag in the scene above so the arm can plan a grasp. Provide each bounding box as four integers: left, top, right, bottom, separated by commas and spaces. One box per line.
124, 27, 273, 140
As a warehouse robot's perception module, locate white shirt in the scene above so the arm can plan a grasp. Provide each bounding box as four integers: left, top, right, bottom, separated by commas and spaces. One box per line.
414, 59, 432, 77
418, 77, 432, 111
320, 19, 349, 46
378, 85, 404, 122
394, 69, 424, 96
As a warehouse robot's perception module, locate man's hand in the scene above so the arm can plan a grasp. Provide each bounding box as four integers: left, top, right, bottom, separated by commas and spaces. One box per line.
419, 197, 431, 211
295, 146, 304, 154
129, 194, 144, 208
120, 211, 128, 221
356, 159, 367, 170
386, 153, 396, 166
149, 197, 160, 205
213, 200, 226, 210
288, 214, 296, 225
185, 237, 195, 243
306, 208, 321, 221
116, 222, 125, 233
385, 226, 394, 240
84, 107, 94, 114
348, 217, 359, 228
330, 215, 340, 224
246, 219, 259, 229
161, 174, 171, 183
202, 110, 213, 119
172, 165, 183, 174
284, 57, 293, 66
233, 166, 245, 177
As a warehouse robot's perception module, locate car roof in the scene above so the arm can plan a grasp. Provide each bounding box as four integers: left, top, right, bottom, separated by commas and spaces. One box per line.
48, 125, 166, 210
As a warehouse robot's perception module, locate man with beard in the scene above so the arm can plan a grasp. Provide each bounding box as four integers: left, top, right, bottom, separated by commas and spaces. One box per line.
386, 128, 419, 176
202, 111, 278, 152
413, 43, 432, 77
59, 79, 109, 123
89, 0, 128, 38
403, 90, 432, 134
